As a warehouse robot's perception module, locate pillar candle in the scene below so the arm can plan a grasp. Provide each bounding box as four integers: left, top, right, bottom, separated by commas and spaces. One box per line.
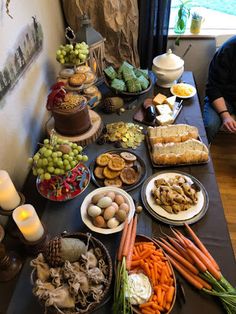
0, 170, 21, 211
13, 204, 44, 242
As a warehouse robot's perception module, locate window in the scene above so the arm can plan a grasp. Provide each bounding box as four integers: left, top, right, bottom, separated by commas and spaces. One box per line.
169, 0, 236, 32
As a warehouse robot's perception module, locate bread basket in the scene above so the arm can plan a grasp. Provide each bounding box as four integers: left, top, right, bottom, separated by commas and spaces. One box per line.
31, 232, 113, 314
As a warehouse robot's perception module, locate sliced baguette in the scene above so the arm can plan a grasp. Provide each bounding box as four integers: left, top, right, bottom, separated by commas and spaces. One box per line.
148, 124, 198, 145
152, 139, 209, 165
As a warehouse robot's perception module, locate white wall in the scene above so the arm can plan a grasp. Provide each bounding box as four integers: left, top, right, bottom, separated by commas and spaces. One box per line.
167, 38, 216, 105
0, 0, 65, 189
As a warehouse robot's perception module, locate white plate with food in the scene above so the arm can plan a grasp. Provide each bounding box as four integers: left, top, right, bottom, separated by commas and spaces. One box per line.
170, 83, 196, 99
81, 186, 135, 234
141, 170, 209, 225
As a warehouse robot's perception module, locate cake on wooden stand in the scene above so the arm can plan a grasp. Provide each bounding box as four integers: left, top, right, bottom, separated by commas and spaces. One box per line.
45, 82, 103, 146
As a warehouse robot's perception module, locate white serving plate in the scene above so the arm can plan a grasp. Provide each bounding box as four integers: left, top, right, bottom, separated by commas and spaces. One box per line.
170, 83, 196, 99
80, 186, 135, 234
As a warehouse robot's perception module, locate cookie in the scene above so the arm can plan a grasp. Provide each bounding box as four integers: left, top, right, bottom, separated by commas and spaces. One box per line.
96, 153, 112, 166
120, 152, 137, 162
75, 65, 91, 74
59, 68, 75, 78
103, 166, 120, 179
120, 168, 139, 185
104, 178, 122, 188
69, 73, 86, 86
84, 72, 95, 84
94, 166, 105, 179
108, 156, 125, 171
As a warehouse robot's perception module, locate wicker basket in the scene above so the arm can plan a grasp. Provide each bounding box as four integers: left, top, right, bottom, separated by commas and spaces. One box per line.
31, 232, 113, 314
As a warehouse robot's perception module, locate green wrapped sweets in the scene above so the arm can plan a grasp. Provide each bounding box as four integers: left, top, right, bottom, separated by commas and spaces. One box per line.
104, 66, 117, 80
137, 75, 149, 90
122, 68, 136, 82
127, 79, 142, 92
134, 68, 149, 79
111, 78, 126, 92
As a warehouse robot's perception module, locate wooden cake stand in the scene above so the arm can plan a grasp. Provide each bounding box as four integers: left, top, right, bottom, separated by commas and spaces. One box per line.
45, 110, 103, 146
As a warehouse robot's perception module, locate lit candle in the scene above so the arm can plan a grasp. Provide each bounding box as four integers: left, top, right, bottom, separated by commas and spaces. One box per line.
13, 204, 44, 242
0, 170, 21, 211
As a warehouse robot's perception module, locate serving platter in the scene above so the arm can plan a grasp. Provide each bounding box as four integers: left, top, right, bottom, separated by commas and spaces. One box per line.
146, 135, 209, 168
80, 186, 135, 234
170, 83, 196, 99
90, 149, 147, 191
141, 170, 209, 225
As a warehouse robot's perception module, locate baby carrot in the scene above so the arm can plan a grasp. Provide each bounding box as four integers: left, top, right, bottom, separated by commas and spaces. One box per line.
184, 223, 220, 270
166, 286, 175, 303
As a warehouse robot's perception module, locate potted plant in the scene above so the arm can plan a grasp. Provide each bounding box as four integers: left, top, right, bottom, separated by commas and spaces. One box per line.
174, 0, 191, 34
190, 12, 204, 34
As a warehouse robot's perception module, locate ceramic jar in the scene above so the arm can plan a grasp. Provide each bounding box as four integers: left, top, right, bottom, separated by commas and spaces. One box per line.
152, 49, 184, 88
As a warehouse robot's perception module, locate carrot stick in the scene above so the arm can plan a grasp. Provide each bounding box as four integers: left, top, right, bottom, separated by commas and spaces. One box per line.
117, 218, 129, 261
167, 236, 194, 263
186, 248, 207, 273
122, 217, 134, 257
186, 240, 222, 280
167, 254, 204, 290
184, 223, 220, 270
157, 240, 199, 275
126, 215, 138, 270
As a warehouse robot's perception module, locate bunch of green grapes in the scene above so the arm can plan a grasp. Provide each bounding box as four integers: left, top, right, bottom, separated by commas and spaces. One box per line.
56, 42, 89, 65
28, 138, 88, 181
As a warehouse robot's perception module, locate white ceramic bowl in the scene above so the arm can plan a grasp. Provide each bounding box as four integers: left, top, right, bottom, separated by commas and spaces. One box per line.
80, 186, 135, 234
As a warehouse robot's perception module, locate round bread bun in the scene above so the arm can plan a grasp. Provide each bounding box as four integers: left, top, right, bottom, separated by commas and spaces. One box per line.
69, 73, 86, 86
75, 65, 91, 74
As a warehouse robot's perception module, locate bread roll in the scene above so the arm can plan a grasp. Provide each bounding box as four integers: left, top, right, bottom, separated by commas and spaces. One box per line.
148, 124, 198, 145
152, 139, 209, 165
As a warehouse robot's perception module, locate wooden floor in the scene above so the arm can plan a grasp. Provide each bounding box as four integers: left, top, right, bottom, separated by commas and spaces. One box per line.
211, 132, 236, 258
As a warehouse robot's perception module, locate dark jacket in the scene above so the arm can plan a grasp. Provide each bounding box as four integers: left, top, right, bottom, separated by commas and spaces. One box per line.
206, 35, 236, 103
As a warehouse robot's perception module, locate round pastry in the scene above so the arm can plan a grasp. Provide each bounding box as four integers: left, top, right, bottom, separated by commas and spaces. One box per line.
120, 168, 139, 185
69, 73, 86, 86
75, 65, 91, 74
104, 178, 122, 188
103, 167, 120, 179
59, 68, 75, 78
94, 166, 105, 179
84, 72, 96, 84
120, 152, 137, 162
96, 153, 112, 167
83, 85, 99, 95
108, 156, 125, 171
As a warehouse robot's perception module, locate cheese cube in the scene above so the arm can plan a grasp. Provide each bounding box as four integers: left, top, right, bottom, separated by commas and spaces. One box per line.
153, 93, 167, 105
156, 104, 172, 115
164, 95, 176, 110
156, 114, 174, 126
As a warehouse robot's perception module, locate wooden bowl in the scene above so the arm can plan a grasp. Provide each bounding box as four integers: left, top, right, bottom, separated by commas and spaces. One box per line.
131, 234, 176, 314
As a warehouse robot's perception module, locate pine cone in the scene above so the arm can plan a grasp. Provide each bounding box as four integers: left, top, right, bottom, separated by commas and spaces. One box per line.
102, 97, 124, 113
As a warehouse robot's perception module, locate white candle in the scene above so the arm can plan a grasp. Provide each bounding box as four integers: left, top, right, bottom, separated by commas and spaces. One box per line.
0, 170, 21, 211
13, 204, 44, 242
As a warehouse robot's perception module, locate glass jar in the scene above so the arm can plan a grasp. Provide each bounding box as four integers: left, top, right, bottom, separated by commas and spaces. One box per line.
174, 14, 188, 34
190, 17, 203, 34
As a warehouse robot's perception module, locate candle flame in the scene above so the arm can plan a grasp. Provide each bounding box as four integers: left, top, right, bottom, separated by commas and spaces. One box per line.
20, 210, 30, 220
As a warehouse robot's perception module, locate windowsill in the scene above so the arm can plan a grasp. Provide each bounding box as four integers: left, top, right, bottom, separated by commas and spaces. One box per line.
168, 29, 236, 39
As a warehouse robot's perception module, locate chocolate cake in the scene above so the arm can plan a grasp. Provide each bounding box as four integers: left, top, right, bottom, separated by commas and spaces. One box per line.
46, 84, 91, 136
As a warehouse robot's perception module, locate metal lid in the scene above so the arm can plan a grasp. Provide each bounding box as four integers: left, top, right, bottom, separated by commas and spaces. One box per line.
153, 49, 184, 70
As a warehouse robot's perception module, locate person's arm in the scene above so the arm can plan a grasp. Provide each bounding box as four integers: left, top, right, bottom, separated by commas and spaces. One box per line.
212, 97, 236, 133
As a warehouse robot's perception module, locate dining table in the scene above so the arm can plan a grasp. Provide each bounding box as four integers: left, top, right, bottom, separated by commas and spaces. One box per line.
0, 71, 235, 314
